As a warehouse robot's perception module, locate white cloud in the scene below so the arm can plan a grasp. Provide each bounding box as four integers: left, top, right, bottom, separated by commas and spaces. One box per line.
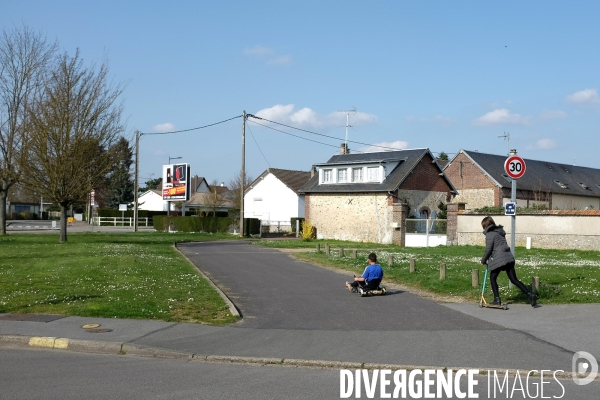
267, 55, 292, 65
242, 45, 273, 58
153, 123, 175, 132
565, 88, 600, 104
539, 109, 567, 120
472, 109, 531, 126
536, 138, 557, 149
359, 140, 409, 153
254, 104, 377, 130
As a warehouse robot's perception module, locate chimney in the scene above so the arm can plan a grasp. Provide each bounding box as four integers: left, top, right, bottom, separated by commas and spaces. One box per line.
221, 182, 224, 187
311, 165, 317, 178
340, 143, 349, 155
509, 149, 517, 155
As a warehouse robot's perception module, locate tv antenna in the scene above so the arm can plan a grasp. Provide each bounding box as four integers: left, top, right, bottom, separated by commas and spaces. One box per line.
498, 131, 510, 155
338, 108, 357, 146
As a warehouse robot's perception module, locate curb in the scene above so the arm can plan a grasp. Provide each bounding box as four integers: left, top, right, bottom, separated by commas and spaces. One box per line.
0, 334, 593, 382
175, 242, 241, 318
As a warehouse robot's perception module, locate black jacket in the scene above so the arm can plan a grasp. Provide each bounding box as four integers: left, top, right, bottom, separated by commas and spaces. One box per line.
481, 224, 515, 271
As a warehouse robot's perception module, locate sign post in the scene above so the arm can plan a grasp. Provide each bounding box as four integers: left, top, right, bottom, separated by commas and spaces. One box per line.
119, 204, 127, 226
504, 152, 526, 257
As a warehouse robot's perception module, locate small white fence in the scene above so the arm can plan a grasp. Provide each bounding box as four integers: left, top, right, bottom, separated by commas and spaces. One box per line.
259, 220, 295, 238
91, 217, 152, 227
405, 218, 447, 247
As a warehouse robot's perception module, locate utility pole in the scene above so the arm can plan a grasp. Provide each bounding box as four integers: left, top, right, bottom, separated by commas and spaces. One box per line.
133, 130, 140, 232
240, 111, 246, 237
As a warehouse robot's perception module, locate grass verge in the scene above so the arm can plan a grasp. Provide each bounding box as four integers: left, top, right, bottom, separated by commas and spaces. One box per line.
253, 240, 600, 304
0, 232, 241, 324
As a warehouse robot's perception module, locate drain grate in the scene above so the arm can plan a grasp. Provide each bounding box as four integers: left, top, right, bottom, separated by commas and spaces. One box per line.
0, 314, 66, 323
85, 328, 113, 333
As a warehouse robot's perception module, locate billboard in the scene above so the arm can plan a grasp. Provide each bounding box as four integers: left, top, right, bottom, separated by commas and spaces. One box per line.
162, 163, 191, 201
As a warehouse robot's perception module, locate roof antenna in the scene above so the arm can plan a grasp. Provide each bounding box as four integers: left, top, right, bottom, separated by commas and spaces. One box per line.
338, 108, 357, 147
498, 131, 510, 155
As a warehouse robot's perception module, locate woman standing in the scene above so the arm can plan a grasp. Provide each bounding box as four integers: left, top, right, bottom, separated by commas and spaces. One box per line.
480, 216, 539, 307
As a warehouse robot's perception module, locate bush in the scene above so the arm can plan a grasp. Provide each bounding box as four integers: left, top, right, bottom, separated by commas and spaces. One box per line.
300, 219, 316, 241
153, 216, 234, 233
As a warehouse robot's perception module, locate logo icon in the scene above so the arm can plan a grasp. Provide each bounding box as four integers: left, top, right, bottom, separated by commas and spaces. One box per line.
572, 351, 598, 385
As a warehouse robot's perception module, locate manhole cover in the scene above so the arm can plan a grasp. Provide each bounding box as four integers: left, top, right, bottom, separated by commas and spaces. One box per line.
85, 328, 113, 333
81, 323, 101, 329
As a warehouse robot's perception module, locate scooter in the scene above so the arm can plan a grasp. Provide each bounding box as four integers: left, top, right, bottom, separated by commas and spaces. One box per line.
479, 266, 508, 310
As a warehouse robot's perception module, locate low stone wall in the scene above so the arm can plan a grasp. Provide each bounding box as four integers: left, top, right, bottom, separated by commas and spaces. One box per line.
456, 213, 600, 250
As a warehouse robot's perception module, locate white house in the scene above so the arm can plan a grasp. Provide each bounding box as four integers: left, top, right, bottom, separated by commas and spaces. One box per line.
244, 168, 311, 226
138, 190, 168, 211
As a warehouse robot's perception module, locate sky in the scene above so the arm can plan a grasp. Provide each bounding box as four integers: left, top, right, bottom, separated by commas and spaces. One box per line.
3, 1, 600, 186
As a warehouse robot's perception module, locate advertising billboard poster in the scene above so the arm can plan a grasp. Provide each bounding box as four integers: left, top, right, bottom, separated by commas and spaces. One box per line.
162, 163, 191, 201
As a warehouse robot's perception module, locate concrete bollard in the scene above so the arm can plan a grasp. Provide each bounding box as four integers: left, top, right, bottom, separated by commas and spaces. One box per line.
316, 243, 320, 252
352, 249, 357, 259
326, 244, 330, 256
532, 277, 540, 294
472, 269, 480, 287
340, 248, 345, 257
410, 258, 416, 273
388, 255, 394, 266
440, 263, 446, 280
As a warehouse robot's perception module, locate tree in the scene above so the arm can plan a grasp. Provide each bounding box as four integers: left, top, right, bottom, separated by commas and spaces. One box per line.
438, 152, 449, 161
23, 50, 126, 242
139, 177, 162, 193
105, 136, 134, 209
227, 171, 253, 211
0, 25, 57, 234
204, 179, 226, 217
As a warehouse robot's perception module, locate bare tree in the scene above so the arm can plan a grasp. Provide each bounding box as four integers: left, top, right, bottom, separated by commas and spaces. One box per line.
227, 171, 253, 211
205, 179, 226, 217
0, 26, 57, 234
23, 50, 126, 242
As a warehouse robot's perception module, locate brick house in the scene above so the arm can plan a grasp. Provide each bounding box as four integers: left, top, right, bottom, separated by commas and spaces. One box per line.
444, 150, 600, 211
299, 148, 456, 244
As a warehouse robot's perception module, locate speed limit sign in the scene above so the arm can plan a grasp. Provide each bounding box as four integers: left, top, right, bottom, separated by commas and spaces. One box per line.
505, 155, 526, 179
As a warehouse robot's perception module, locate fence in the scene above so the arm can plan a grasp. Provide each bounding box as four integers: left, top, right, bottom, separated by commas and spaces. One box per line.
91, 217, 152, 227
260, 220, 293, 238
404, 218, 448, 247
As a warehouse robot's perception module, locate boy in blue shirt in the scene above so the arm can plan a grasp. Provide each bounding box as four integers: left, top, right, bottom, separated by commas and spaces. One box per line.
346, 253, 384, 292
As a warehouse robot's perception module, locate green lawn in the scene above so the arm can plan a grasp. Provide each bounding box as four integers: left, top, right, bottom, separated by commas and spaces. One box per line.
0, 232, 241, 324
253, 240, 600, 304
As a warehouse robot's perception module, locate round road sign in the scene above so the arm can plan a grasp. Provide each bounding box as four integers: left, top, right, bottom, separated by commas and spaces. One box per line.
504, 155, 526, 179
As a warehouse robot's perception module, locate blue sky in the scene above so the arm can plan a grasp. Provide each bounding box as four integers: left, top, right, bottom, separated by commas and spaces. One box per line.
4, 1, 600, 185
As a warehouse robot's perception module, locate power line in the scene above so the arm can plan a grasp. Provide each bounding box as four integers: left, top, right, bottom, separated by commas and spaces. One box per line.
248, 119, 343, 150
140, 115, 242, 135
248, 114, 405, 152
246, 122, 271, 168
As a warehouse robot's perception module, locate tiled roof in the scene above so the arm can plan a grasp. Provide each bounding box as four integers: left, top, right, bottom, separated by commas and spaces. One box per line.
453, 150, 600, 198
300, 148, 450, 193
268, 168, 311, 193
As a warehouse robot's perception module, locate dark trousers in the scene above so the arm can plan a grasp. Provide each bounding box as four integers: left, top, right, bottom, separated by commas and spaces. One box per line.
349, 279, 381, 291
489, 261, 529, 298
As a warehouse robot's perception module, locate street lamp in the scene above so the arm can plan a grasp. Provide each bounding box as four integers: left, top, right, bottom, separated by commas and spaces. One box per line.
168, 156, 182, 164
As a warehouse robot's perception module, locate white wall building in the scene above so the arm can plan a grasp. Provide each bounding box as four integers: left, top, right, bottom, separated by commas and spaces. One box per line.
138, 190, 169, 211
244, 168, 311, 224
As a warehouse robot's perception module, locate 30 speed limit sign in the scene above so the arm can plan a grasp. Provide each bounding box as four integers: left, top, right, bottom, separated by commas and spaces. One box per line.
504, 155, 526, 179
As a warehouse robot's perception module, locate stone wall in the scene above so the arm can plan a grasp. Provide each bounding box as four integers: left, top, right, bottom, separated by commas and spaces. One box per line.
307, 193, 394, 243
453, 212, 600, 250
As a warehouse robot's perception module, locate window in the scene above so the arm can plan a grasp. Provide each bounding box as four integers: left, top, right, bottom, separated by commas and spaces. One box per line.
367, 167, 379, 181
337, 168, 348, 182
554, 180, 568, 189
322, 169, 333, 183
352, 168, 363, 182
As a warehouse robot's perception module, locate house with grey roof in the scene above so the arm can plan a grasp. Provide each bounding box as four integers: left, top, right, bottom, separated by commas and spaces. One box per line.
444, 150, 600, 210
244, 168, 311, 229
299, 148, 456, 244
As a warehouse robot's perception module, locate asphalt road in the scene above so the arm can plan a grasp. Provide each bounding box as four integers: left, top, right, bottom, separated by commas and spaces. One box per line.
2, 348, 597, 400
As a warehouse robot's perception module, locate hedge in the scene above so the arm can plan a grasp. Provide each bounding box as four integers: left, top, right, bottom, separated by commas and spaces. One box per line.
153, 216, 234, 233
